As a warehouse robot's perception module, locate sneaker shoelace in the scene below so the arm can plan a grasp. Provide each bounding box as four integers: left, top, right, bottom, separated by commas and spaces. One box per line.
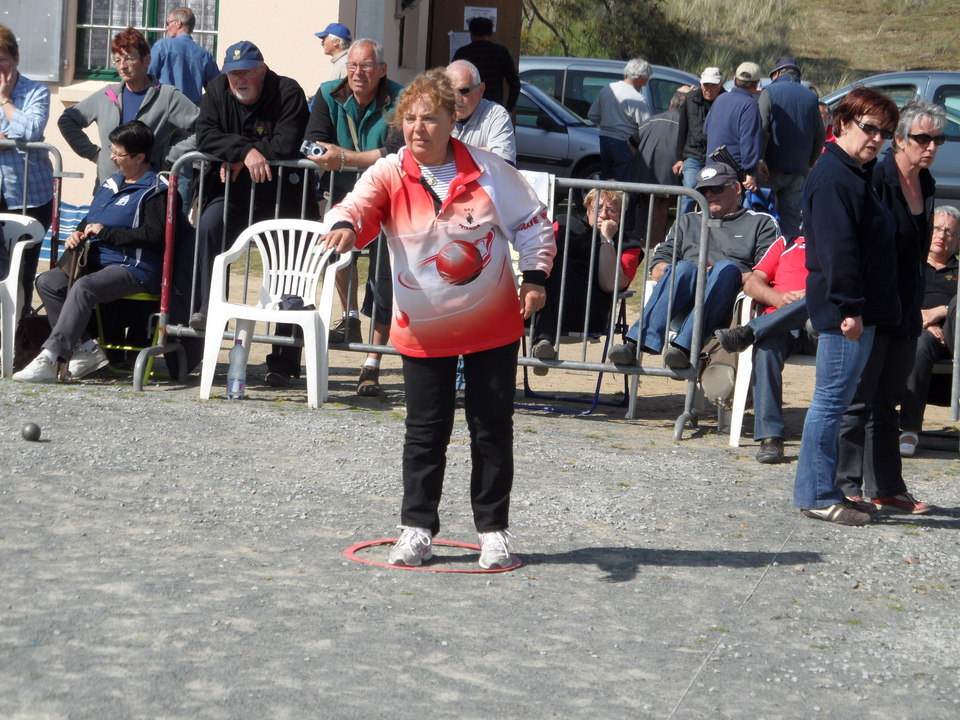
480, 529, 515, 554
396, 526, 430, 552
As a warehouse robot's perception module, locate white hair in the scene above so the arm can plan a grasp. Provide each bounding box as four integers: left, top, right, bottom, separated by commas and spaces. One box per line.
624, 58, 652, 80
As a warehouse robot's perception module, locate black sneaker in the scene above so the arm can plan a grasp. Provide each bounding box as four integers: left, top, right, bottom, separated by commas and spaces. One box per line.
714, 325, 755, 353
663, 345, 691, 370
329, 316, 363, 344
608, 340, 638, 365
756, 437, 784, 464
264, 371, 293, 387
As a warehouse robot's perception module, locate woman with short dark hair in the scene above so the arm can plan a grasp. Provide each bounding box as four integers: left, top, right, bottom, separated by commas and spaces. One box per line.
834, 98, 946, 513
14, 121, 175, 383
793, 87, 900, 526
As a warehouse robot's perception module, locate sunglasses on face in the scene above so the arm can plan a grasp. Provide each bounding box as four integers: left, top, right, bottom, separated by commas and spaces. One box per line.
907, 132, 946, 147
457, 85, 479, 96
853, 119, 894, 140
701, 184, 731, 197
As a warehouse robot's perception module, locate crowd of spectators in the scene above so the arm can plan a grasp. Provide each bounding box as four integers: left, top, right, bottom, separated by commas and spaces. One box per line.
1, 13, 957, 544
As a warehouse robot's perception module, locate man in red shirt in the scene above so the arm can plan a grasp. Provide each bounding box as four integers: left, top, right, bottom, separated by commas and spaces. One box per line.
715, 234, 813, 463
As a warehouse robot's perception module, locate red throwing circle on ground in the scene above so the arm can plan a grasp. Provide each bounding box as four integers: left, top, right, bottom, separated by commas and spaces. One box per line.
343, 538, 523, 573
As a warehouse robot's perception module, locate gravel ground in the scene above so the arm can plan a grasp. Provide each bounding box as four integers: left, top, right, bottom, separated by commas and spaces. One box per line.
1, 361, 959, 720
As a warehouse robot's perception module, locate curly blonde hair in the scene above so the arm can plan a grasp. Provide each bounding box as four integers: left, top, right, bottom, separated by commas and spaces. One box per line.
391, 68, 457, 128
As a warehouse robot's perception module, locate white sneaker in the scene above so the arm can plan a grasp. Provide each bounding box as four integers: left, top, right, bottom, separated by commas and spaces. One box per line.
12, 354, 58, 383
478, 529, 515, 569
68, 344, 109, 379
387, 526, 433, 566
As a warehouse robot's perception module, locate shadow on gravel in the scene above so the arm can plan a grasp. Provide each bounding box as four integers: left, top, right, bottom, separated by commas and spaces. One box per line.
874, 507, 960, 530
521, 547, 821, 582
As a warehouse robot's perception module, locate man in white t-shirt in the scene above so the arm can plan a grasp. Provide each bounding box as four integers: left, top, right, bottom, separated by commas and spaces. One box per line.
588, 58, 651, 181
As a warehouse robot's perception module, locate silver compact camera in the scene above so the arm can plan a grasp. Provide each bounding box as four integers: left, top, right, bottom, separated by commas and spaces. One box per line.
300, 140, 327, 158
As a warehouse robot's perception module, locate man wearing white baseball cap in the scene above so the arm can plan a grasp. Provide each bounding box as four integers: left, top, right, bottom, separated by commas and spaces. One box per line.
673, 66, 725, 213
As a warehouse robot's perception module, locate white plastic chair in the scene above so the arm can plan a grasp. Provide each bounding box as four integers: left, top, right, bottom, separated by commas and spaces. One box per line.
728, 296, 817, 447
1, 214, 45, 378
199, 219, 351, 408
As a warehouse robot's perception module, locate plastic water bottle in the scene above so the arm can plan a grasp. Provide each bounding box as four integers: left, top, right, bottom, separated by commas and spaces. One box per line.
226, 339, 246, 399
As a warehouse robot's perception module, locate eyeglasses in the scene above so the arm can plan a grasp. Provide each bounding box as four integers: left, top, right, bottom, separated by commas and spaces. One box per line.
457, 85, 479, 96
853, 119, 894, 140
933, 224, 957, 239
701, 184, 732, 197
345, 62, 379, 73
907, 132, 946, 147
109, 149, 130, 158
112, 55, 141, 66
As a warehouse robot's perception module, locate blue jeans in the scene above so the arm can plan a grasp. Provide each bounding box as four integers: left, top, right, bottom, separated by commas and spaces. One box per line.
749, 300, 811, 440
793, 326, 876, 509
679, 158, 704, 215
627, 259, 742, 353
599, 136, 634, 182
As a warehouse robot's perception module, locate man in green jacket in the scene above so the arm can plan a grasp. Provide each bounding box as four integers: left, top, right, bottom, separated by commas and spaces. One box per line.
304, 38, 403, 396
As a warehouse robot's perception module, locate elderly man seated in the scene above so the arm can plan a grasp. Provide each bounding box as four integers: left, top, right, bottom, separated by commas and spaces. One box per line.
608, 162, 778, 369
899, 205, 960, 456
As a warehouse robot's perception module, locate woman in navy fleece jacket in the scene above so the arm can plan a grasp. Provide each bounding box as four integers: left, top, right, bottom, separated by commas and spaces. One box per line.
793, 87, 900, 526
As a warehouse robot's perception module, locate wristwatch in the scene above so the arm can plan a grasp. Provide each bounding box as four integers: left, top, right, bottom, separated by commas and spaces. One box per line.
0, 98, 9, 107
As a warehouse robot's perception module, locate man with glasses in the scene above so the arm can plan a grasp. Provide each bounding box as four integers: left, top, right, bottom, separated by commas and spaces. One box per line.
192, 40, 315, 383
148, 7, 218, 105
303, 38, 403, 396
444, 60, 515, 164
608, 162, 778, 370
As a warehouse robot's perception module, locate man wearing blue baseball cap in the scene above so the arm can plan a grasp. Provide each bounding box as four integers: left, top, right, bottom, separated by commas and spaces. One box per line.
315, 23, 352, 80
192, 40, 316, 384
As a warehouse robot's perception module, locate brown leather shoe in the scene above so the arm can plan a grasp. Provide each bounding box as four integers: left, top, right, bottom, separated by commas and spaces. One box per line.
800, 499, 873, 526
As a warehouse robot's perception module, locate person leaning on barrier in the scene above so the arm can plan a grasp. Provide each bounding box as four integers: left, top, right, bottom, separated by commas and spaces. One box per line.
445, 60, 515, 165
319, 69, 554, 569
192, 40, 316, 385
304, 38, 403, 396
607, 161, 778, 371
13, 122, 174, 384
900, 206, 960, 457
0, 24, 55, 314
530, 189, 642, 374
58, 27, 198, 187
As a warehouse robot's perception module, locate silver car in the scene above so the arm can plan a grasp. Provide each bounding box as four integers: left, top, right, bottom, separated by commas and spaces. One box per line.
514, 81, 601, 179
519, 56, 698, 119
821, 71, 960, 204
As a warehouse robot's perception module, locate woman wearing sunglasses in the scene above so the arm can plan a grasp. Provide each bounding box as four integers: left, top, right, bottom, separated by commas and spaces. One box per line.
793, 87, 900, 526
834, 98, 946, 515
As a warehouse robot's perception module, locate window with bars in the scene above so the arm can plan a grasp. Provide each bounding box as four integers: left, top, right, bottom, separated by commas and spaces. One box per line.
75, 0, 218, 80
